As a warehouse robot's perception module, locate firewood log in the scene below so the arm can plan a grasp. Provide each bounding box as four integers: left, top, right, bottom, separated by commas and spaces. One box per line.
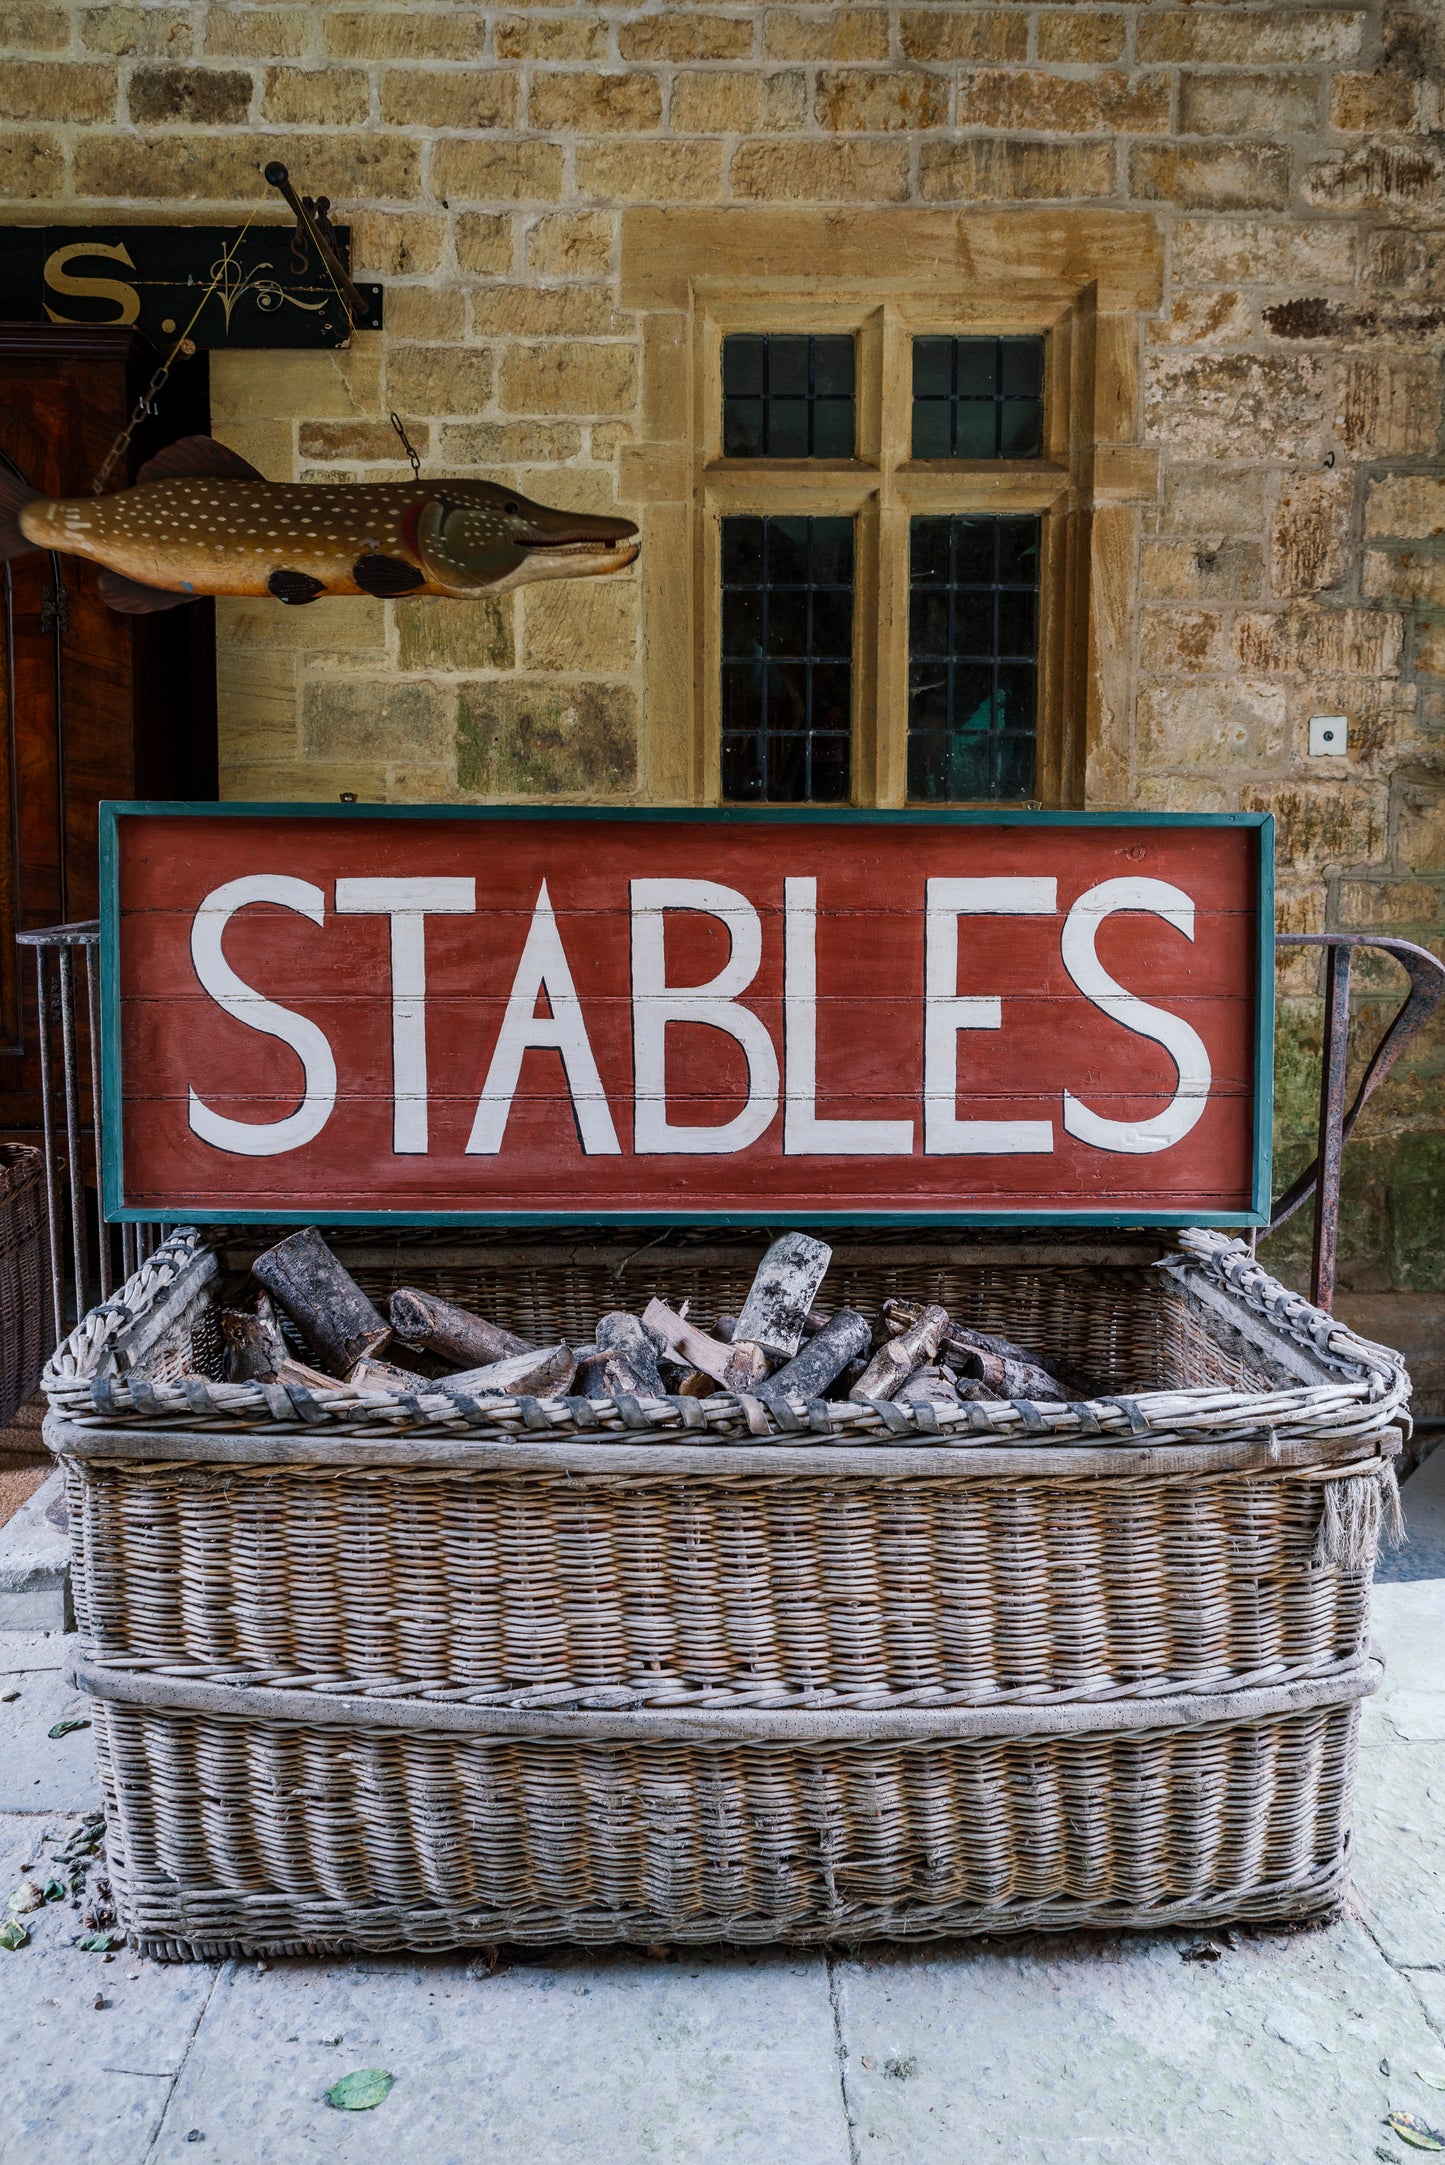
733, 1233, 833, 1360
252, 1227, 391, 1374
389, 1287, 534, 1367
437, 1345, 577, 1400
850, 1304, 949, 1403
882, 1299, 1085, 1402
896, 1364, 961, 1409
757, 1310, 871, 1406
274, 1355, 347, 1395
220, 1292, 287, 1383
642, 1299, 743, 1389
346, 1355, 431, 1396
576, 1312, 665, 1399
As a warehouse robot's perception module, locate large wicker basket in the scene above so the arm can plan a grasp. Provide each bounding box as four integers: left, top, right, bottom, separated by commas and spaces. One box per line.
43, 1225, 1408, 1959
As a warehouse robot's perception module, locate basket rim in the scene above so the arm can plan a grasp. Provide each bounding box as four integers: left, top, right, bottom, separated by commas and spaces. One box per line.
41, 1223, 1411, 1454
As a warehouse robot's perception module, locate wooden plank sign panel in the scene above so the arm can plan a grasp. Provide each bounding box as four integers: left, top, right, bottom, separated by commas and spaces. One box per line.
102, 805, 1274, 1226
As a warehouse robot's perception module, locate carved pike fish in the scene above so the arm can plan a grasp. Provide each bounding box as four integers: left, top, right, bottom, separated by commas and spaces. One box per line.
0, 434, 639, 614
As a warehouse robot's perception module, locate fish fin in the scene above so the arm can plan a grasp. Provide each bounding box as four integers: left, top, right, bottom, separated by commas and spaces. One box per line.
268, 568, 326, 606
98, 570, 195, 615
0, 469, 41, 562
136, 435, 264, 487
352, 553, 426, 598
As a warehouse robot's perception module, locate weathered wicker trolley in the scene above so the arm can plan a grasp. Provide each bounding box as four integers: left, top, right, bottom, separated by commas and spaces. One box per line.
43, 1223, 1405, 1960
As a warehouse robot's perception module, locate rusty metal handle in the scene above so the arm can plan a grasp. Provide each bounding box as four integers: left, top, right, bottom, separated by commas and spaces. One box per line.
1272, 933, 1445, 1311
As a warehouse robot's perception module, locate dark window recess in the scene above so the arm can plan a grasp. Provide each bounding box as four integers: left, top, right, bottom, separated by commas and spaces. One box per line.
908, 515, 1040, 802
722, 334, 856, 459
721, 515, 853, 803
911, 336, 1044, 460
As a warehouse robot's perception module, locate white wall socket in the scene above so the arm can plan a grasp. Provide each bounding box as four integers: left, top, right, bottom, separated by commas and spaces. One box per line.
1309, 715, 1348, 757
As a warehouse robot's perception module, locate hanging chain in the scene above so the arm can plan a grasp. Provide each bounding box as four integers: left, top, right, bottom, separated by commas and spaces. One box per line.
389, 411, 422, 480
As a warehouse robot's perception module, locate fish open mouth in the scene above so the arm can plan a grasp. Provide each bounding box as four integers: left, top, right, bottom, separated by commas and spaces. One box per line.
524, 528, 640, 558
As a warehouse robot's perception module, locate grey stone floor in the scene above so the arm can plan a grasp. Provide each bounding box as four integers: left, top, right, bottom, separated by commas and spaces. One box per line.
5, 1472, 1445, 2164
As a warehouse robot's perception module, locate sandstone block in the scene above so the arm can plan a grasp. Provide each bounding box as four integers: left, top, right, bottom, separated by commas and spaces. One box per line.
763, 71, 809, 127
386, 344, 494, 417
530, 72, 663, 133
1338, 878, 1445, 932
1341, 355, 1442, 457
381, 287, 467, 341
576, 140, 724, 201
526, 210, 613, 278
520, 577, 638, 674
1366, 476, 1445, 541
432, 139, 564, 201
262, 65, 368, 126
352, 210, 448, 277
1142, 538, 1263, 602
500, 341, 638, 416
455, 211, 514, 275
920, 138, 1114, 201
396, 597, 513, 673
222, 757, 392, 803
1148, 290, 1253, 346
211, 345, 382, 425
298, 420, 431, 462
1131, 142, 1289, 210
732, 138, 911, 201
442, 420, 585, 464
129, 64, 252, 125
1240, 781, 1387, 869
471, 287, 624, 337
81, 7, 190, 57
0, 61, 115, 121
1271, 468, 1351, 596
1139, 9, 1365, 63
457, 680, 637, 796
1137, 607, 1229, 674
0, 129, 65, 197
1039, 13, 1127, 62
765, 8, 890, 60
671, 72, 766, 134
205, 10, 309, 59
1395, 775, 1445, 878
1363, 549, 1445, 611
815, 67, 950, 131
1170, 216, 1355, 286
495, 17, 608, 61
1233, 603, 1404, 678
1331, 71, 1420, 132
1145, 351, 1325, 459
1179, 71, 1320, 134
215, 648, 299, 766
619, 13, 754, 60
1140, 677, 1286, 770
324, 10, 488, 61
2, 7, 68, 52
304, 678, 452, 764
75, 129, 420, 199
959, 68, 1167, 135
1163, 462, 1271, 534
900, 8, 1026, 60
1302, 143, 1443, 212
217, 592, 386, 651
379, 68, 517, 130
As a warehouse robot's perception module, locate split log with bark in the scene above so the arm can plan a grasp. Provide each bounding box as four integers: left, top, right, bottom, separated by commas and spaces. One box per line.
389, 1288, 534, 1368
252, 1227, 390, 1373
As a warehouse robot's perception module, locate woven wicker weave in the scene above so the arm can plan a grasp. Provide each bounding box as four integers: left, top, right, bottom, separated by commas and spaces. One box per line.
0, 1143, 46, 1425
43, 1226, 1407, 1957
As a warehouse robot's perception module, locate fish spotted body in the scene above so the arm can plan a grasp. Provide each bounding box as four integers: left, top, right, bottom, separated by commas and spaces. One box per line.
0, 436, 639, 613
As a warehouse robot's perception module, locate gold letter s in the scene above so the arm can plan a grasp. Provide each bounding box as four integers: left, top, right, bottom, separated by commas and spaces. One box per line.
43, 240, 140, 326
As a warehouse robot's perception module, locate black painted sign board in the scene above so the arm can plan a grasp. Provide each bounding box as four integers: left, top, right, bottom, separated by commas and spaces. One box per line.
0, 226, 383, 347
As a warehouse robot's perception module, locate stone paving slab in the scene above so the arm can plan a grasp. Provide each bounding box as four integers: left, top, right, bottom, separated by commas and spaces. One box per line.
833, 1919, 1445, 2164
147, 1948, 849, 2165
1352, 1737, 1445, 1971
0, 1633, 102, 1816
0, 1809, 217, 2165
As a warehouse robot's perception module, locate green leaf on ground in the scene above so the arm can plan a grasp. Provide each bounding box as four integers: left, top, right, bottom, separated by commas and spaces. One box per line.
76, 1930, 121, 1953
47, 1719, 90, 1740
325, 2070, 393, 2112
8, 1883, 43, 1914
1420, 2077, 1445, 2094
40, 1878, 67, 1904
0, 1920, 29, 1950
1389, 2113, 1445, 2152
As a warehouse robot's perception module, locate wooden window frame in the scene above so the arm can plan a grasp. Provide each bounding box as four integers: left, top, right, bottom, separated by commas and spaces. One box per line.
618, 211, 1163, 811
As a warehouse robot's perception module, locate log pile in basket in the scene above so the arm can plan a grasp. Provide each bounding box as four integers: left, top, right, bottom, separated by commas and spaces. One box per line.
239, 1225, 1093, 1414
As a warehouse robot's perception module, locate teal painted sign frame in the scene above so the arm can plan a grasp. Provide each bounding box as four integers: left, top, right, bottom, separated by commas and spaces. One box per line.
100, 800, 1275, 1230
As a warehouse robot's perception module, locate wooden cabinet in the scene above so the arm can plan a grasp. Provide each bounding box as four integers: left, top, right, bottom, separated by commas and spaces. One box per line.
0, 325, 217, 1137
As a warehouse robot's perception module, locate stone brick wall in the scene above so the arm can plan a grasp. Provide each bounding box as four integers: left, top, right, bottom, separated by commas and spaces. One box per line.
2, 0, 1442, 1292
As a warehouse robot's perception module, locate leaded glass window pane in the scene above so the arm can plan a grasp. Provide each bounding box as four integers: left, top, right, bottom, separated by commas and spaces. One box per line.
722, 335, 856, 459
721, 514, 853, 802
907, 514, 1040, 801
911, 336, 1044, 460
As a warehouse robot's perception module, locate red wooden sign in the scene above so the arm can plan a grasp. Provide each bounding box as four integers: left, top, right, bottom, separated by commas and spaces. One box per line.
102, 806, 1273, 1226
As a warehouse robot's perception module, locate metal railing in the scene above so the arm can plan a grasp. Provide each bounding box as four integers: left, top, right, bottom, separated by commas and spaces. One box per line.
13, 921, 1445, 1348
